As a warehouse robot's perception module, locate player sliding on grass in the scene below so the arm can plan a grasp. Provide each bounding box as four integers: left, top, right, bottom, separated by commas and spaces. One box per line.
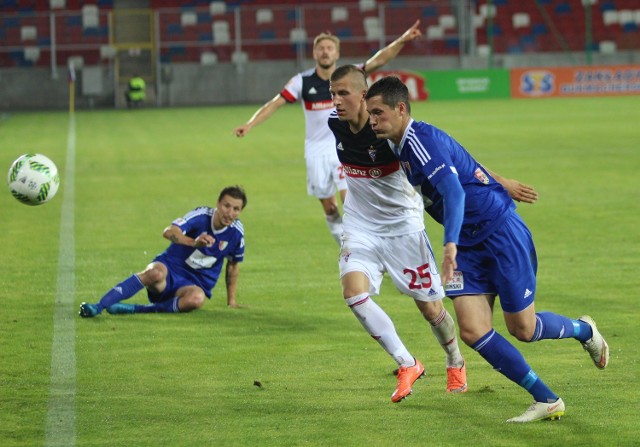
79, 186, 247, 317
364, 76, 609, 421
234, 21, 423, 246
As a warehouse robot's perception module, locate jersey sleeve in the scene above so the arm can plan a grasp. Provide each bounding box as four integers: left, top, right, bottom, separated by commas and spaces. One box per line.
280, 73, 301, 103
171, 207, 208, 237
434, 175, 465, 245
227, 235, 245, 262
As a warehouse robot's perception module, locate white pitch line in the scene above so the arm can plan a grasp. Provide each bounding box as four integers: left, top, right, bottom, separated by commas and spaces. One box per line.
45, 114, 77, 446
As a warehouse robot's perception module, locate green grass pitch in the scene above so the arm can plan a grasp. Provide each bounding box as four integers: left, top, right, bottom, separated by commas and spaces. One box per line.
0, 96, 638, 446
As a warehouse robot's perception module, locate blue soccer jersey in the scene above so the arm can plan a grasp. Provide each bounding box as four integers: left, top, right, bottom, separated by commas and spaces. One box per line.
392, 119, 515, 246
154, 207, 245, 297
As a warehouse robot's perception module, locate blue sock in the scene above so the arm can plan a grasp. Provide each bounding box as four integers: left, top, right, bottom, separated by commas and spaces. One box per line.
531, 312, 593, 342
133, 297, 180, 314
472, 329, 558, 403
97, 275, 144, 311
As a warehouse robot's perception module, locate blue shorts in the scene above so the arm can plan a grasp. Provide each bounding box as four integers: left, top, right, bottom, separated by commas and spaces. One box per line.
147, 258, 211, 303
445, 212, 537, 313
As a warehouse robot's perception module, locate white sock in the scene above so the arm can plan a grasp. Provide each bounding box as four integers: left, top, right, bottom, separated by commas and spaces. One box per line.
429, 308, 464, 368
326, 211, 343, 245
346, 293, 414, 367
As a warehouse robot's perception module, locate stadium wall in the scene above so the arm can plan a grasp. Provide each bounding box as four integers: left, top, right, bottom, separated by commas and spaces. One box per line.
1, 51, 639, 110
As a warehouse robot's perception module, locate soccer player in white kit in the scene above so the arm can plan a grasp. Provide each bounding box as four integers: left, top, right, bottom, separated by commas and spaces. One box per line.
328, 65, 468, 402
234, 21, 424, 245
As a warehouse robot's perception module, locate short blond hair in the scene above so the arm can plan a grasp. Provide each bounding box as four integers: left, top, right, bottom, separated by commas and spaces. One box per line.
313, 33, 340, 52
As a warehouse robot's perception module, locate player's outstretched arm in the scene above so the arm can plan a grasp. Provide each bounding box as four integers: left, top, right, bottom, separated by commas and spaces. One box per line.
484, 167, 538, 204
234, 94, 287, 137
363, 19, 422, 74
225, 261, 246, 308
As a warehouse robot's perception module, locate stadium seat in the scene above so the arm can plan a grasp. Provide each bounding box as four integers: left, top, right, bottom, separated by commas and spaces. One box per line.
363, 16, 382, 41
181, 11, 197, 27
23, 46, 39, 62
289, 27, 307, 44
439, 14, 456, 30
200, 51, 218, 65
82, 4, 99, 29
618, 9, 634, 24
599, 40, 617, 53
20, 25, 36, 41
479, 3, 496, 19
512, 13, 531, 29
331, 6, 348, 23
256, 8, 273, 25
427, 25, 444, 40
209, 1, 225, 16
359, 0, 376, 13
212, 20, 230, 45
232, 50, 248, 65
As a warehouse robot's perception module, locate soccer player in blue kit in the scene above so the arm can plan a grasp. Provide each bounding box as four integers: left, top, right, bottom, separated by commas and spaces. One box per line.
79, 186, 247, 317
364, 76, 610, 422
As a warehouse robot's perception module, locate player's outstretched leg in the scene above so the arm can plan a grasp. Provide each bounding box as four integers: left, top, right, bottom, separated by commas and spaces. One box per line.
507, 398, 565, 423
79, 302, 100, 318
527, 311, 609, 369
107, 297, 181, 315
577, 315, 609, 369
392, 358, 425, 403
345, 293, 422, 401
472, 328, 564, 422
105, 303, 137, 314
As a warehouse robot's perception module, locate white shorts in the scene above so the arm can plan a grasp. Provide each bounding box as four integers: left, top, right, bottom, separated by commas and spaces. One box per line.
339, 229, 445, 302
306, 154, 347, 199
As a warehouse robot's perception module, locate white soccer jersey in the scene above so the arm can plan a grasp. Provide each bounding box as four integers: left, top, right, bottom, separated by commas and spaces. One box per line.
280, 67, 336, 160
328, 112, 424, 236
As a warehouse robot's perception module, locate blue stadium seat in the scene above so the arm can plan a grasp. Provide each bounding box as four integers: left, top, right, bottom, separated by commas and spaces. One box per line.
66, 16, 82, 27
599, 1, 616, 12
336, 28, 352, 38
3, 17, 21, 28
508, 44, 523, 54
167, 23, 182, 35
488, 24, 503, 36
422, 6, 438, 18
532, 23, 548, 36
259, 30, 276, 40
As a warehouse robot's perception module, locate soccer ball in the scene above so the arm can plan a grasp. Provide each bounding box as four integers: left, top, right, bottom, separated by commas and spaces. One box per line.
7, 153, 60, 206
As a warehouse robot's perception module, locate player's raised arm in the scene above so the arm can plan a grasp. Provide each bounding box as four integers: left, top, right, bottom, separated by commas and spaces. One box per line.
234, 94, 288, 137
363, 20, 422, 74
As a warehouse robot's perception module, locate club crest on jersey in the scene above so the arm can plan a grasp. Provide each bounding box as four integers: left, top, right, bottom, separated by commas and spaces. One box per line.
368, 146, 376, 161
474, 167, 490, 184
218, 241, 228, 251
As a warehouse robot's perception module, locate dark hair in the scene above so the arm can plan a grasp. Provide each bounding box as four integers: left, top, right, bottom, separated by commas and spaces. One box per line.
365, 76, 411, 114
331, 64, 367, 87
218, 185, 247, 209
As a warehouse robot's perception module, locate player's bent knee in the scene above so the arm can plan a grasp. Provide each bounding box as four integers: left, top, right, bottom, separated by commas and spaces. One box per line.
508, 326, 535, 342
140, 267, 165, 285
181, 293, 206, 311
